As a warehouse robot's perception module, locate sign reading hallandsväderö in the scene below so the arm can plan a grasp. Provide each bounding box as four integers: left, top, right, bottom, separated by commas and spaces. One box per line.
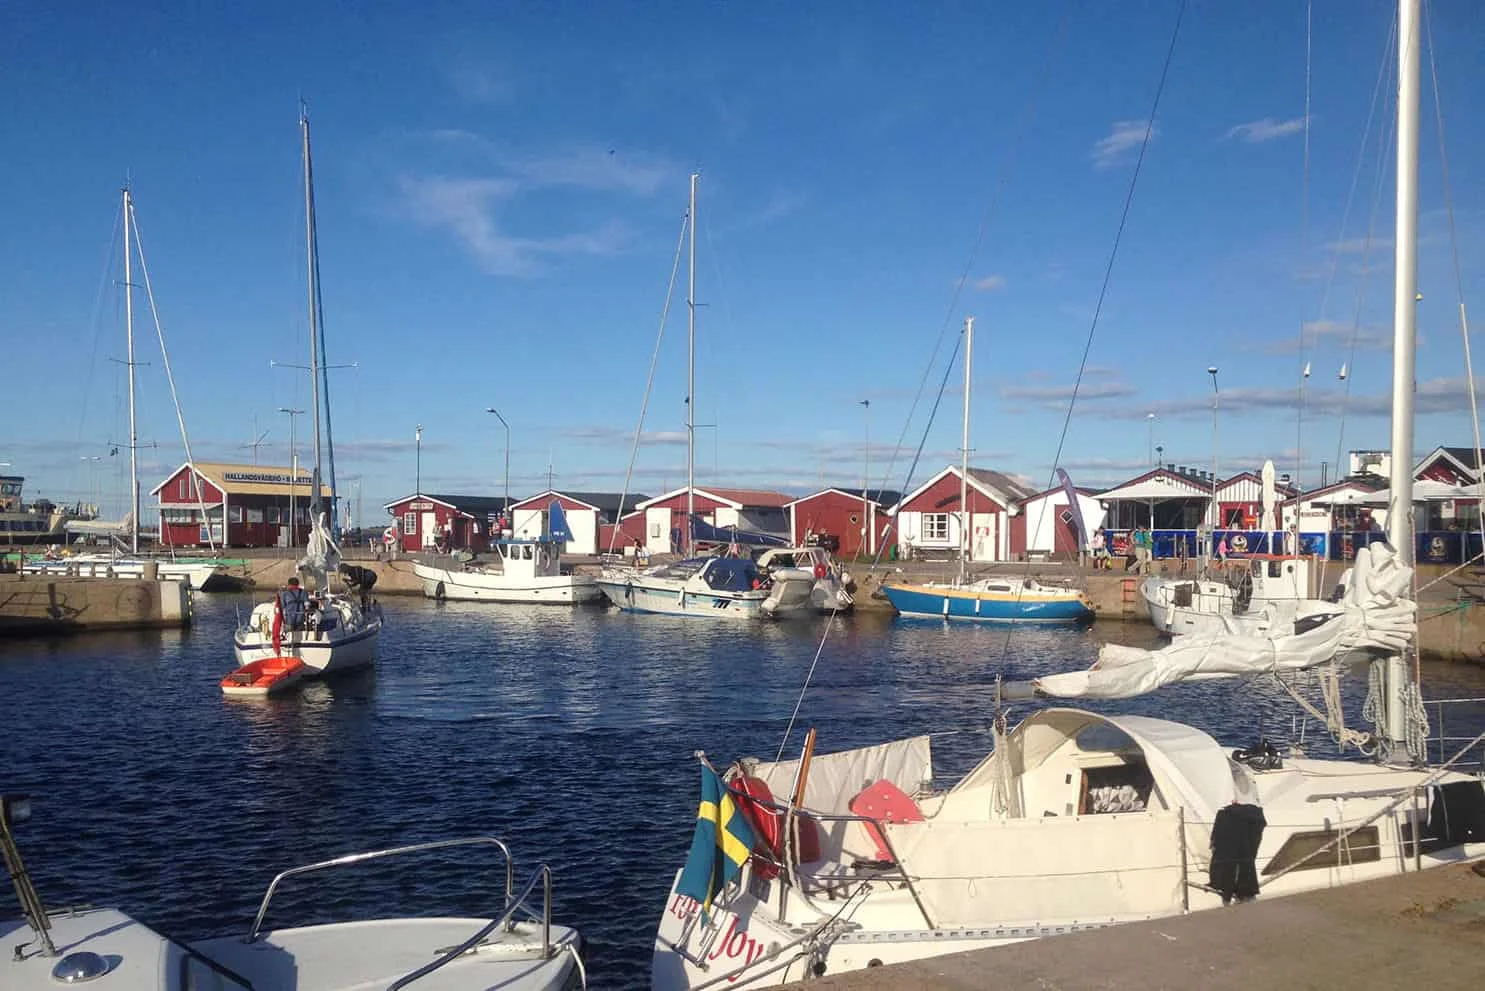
222, 471, 314, 485
408, 501, 435, 511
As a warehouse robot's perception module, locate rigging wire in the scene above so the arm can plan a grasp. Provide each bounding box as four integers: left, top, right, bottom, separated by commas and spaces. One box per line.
1422, 2, 1485, 560
604, 210, 691, 555
70, 200, 126, 509
1295, 0, 1314, 496
771, 1, 1078, 763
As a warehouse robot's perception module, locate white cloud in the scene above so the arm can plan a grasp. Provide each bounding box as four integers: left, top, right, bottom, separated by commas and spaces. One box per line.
1000, 380, 1137, 405
1223, 116, 1308, 143
972, 274, 1007, 292
398, 174, 630, 276
1092, 120, 1155, 170
1266, 318, 1392, 355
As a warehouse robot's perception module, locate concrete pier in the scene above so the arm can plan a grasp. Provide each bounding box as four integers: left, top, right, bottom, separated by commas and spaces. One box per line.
786, 861, 1485, 990
0, 573, 191, 634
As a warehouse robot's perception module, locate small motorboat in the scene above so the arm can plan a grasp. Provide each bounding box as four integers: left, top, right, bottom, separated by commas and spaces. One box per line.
220, 655, 308, 697
2, 792, 588, 991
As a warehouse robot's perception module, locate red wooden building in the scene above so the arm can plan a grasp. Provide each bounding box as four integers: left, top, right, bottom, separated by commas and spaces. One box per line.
381, 493, 511, 554
628, 486, 792, 554
785, 488, 900, 558
890, 467, 1033, 562
150, 462, 330, 548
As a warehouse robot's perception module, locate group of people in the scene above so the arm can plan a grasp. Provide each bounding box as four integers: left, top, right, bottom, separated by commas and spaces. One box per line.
1088, 527, 1154, 574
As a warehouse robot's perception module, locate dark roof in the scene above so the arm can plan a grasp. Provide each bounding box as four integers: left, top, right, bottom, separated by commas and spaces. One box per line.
425, 494, 514, 516
968, 468, 1035, 501
1440, 447, 1482, 470
560, 491, 651, 517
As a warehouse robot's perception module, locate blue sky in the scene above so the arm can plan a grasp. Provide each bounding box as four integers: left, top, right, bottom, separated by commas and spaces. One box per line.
4, 1, 1482, 523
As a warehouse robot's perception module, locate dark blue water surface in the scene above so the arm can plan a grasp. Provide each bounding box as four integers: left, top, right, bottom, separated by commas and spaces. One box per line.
3, 595, 1483, 988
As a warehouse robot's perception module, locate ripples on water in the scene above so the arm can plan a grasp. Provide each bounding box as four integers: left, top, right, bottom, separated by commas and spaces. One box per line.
2, 595, 1483, 988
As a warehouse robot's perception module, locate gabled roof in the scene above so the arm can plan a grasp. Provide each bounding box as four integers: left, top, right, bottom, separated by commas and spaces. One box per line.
382, 493, 514, 516
635, 486, 793, 511
785, 487, 902, 508
1416, 445, 1481, 480
1096, 467, 1216, 502
508, 489, 650, 516
1215, 471, 1300, 498
890, 465, 1032, 514
150, 461, 330, 499
1284, 475, 1387, 504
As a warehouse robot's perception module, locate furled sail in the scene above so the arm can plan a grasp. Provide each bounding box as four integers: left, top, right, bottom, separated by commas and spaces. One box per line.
298, 511, 343, 591
1004, 543, 1414, 700
547, 500, 573, 543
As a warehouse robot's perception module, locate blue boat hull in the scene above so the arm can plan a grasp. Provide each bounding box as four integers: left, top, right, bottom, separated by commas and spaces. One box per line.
881, 584, 1093, 624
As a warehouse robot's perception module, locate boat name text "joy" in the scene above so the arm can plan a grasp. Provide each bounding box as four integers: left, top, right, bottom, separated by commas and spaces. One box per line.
667, 893, 766, 976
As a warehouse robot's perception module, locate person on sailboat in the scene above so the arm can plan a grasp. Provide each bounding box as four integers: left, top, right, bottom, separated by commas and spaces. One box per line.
272, 576, 308, 654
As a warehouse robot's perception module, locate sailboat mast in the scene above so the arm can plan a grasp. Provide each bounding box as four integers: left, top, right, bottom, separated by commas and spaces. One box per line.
1383, 0, 1421, 755
301, 109, 324, 520
123, 187, 140, 554
959, 316, 973, 583
686, 172, 697, 556
1388, 0, 1419, 564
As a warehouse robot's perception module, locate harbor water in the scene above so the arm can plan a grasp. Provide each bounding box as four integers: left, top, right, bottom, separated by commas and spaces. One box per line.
2, 594, 1483, 989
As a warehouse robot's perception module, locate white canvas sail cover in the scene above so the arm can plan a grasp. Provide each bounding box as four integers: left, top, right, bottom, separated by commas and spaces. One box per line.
297, 511, 342, 591
1006, 543, 1414, 700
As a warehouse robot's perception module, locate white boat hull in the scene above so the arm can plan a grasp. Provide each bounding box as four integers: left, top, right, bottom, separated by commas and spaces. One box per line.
596, 576, 766, 618
413, 562, 603, 604
22, 556, 226, 589
233, 596, 381, 674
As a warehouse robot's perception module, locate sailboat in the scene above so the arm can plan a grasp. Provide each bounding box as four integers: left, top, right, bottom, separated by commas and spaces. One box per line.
595, 174, 771, 619
230, 109, 383, 676
412, 499, 604, 603
20, 188, 229, 591
879, 317, 1094, 623
649, 4, 1485, 986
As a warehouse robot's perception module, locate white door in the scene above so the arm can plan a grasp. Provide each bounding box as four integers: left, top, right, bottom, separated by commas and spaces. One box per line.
421, 512, 438, 548
971, 513, 998, 562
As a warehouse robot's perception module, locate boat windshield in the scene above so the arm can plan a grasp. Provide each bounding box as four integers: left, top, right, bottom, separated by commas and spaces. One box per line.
703, 557, 760, 592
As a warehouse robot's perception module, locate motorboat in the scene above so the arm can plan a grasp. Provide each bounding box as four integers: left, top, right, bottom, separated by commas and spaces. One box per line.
0, 474, 93, 546
220, 655, 309, 697
1, 794, 587, 991
881, 575, 1093, 623
597, 556, 769, 618
1142, 555, 1322, 635
23, 553, 228, 590
413, 500, 603, 604
755, 546, 853, 617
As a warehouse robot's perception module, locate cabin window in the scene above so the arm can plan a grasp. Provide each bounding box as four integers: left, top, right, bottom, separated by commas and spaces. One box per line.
650, 522, 662, 538
229, 505, 243, 523
178, 478, 188, 499
523, 545, 533, 560
1262, 827, 1381, 875
267, 506, 282, 524
402, 512, 417, 535
922, 514, 949, 542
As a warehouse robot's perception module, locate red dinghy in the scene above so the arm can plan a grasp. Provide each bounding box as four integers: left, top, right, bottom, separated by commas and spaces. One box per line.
220, 655, 308, 698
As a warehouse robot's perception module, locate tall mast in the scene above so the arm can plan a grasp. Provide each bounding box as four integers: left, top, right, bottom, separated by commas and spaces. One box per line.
959, 316, 973, 584
301, 108, 324, 519
123, 187, 140, 554
686, 172, 697, 556
1383, 0, 1421, 756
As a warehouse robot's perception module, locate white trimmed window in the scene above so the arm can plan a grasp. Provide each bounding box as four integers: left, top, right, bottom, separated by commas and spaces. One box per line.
923, 514, 950, 542
403, 512, 417, 535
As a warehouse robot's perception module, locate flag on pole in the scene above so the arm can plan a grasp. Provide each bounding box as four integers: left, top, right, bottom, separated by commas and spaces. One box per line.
675, 767, 756, 918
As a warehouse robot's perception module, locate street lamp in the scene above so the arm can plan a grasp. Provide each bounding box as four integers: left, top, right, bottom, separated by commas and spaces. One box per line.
1207, 366, 1219, 554
1155, 445, 1164, 469
859, 398, 871, 555
415, 424, 423, 497
279, 407, 304, 547
484, 408, 510, 528
1146, 412, 1156, 466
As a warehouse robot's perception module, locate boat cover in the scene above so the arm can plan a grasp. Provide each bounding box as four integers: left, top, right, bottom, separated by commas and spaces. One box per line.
681, 515, 789, 547
1005, 543, 1414, 700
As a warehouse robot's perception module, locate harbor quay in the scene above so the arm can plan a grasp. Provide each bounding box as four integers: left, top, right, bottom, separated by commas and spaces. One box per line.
2, 547, 1481, 663
780, 861, 1485, 990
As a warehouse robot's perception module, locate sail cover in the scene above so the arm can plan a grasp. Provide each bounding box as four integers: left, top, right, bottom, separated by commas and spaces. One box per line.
1004, 543, 1415, 700
547, 500, 573, 543
680, 514, 789, 547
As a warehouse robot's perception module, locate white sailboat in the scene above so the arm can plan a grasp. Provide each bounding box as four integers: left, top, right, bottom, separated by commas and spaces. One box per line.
231, 109, 382, 677
21, 189, 229, 591
2, 795, 586, 991
596, 174, 770, 619
650, 5, 1485, 986
413, 500, 604, 604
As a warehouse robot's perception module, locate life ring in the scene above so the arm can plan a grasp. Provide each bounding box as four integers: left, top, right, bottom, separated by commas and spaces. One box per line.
813, 563, 827, 580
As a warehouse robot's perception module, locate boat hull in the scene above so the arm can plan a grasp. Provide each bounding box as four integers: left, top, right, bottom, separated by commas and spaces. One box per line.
22, 557, 228, 590
220, 655, 308, 697
596, 577, 766, 618
413, 562, 604, 604
882, 582, 1093, 623
233, 609, 381, 673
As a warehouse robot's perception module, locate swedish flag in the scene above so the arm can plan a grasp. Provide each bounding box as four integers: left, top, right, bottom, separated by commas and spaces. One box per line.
676, 767, 756, 916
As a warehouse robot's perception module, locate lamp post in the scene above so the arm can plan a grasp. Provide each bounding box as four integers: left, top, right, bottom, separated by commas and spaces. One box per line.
1155, 445, 1164, 470
1146, 412, 1156, 466
279, 407, 304, 546
1207, 366, 1220, 557
859, 398, 870, 555
484, 407, 510, 528
415, 424, 423, 497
